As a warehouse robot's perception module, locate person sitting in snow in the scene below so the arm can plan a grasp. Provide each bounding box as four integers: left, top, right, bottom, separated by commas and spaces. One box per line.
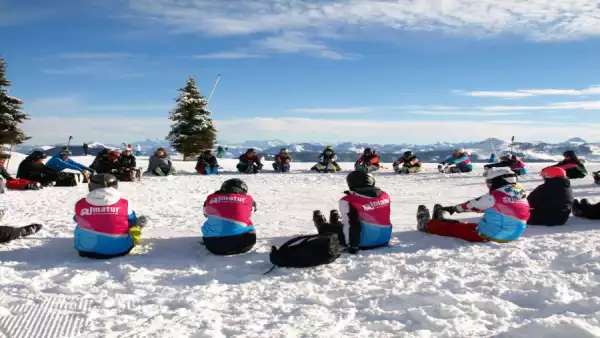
237, 148, 263, 174
95, 150, 136, 181
438, 148, 473, 173
0, 151, 42, 192
0, 209, 43, 244
527, 167, 573, 226
546, 150, 587, 179
216, 145, 226, 159
196, 149, 219, 175
488, 153, 497, 163
311, 146, 342, 173
572, 199, 600, 220
202, 178, 257, 255
354, 148, 381, 173
484, 154, 527, 176
90, 148, 109, 172
594, 171, 600, 185
45, 147, 94, 183
147, 147, 175, 176
312, 171, 392, 254
73, 173, 148, 259
393, 151, 423, 174
118, 147, 141, 180
16, 151, 59, 187
417, 167, 530, 243
272, 148, 292, 173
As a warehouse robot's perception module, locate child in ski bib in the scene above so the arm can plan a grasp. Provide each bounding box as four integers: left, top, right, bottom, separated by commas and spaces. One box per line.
417, 167, 530, 243
74, 174, 148, 258
202, 178, 257, 255
439, 148, 472, 173
313, 171, 392, 253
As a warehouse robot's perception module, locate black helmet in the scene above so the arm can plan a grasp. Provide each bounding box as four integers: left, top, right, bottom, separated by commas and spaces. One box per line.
403, 151, 414, 158
220, 178, 248, 194
247, 148, 255, 153
29, 150, 47, 161
89, 173, 118, 192
346, 170, 376, 190
563, 150, 576, 158
364, 148, 373, 155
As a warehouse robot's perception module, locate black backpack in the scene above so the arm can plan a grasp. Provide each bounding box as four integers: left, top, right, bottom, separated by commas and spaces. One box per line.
55, 172, 78, 187
265, 234, 341, 274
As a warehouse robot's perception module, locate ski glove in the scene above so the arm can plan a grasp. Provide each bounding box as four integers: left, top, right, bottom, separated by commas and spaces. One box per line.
442, 206, 459, 215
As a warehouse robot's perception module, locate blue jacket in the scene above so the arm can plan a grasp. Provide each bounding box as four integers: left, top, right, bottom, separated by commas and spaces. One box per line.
73, 188, 138, 255
46, 154, 92, 172
442, 154, 473, 169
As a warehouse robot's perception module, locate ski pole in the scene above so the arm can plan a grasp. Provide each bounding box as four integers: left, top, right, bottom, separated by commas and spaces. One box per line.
5, 143, 13, 168
207, 73, 221, 106
67, 136, 73, 149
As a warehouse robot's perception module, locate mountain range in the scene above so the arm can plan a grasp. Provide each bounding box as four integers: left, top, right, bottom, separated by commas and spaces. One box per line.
6, 137, 599, 163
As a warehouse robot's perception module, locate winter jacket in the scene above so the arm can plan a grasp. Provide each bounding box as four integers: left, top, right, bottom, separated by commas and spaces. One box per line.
147, 154, 173, 173
119, 155, 137, 169
202, 191, 257, 238
442, 153, 472, 170
74, 187, 140, 256
485, 158, 527, 174
196, 154, 218, 168
275, 154, 292, 164
46, 154, 92, 173
488, 155, 497, 163
90, 149, 108, 171
238, 154, 262, 166
455, 184, 530, 242
95, 158, 124, 174
16, 159, 57, 182
527, 178, 573, 226
318, 152, 337, 163
339, 187, 392, 250
355, 155, 381, 169
395, 155, 422, 168
552, 159, 587, 179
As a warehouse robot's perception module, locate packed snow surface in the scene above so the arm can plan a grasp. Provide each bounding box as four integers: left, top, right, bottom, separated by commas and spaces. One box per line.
1, 157, 600, 337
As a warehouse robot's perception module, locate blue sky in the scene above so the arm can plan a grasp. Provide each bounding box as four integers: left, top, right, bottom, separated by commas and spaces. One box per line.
2, 0, 600, 145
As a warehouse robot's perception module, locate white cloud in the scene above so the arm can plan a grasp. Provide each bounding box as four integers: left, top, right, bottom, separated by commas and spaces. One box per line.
255, 31, 359, 60
55, 52, 135, 60
289, 107, 374, 114
457, 85, 600, 98
481, 100, 600, 111
119, 0, 600, 59
194, 51, 262, 59
407, 111, 524, 116
22, 116, 600, 145
24, 96, 171, 116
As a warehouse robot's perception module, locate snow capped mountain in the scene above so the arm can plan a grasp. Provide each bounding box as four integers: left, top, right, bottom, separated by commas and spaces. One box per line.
87, 142, 108, 148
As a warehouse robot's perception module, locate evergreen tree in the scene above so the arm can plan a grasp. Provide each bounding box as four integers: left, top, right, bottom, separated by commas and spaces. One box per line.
166, 77, 216, 159
0, 57, 30, 145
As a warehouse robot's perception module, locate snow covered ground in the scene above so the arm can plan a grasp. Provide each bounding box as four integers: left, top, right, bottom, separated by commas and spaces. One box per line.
1, 156, 600, 337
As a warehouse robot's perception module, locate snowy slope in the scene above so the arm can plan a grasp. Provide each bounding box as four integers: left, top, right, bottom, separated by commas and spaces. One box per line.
1, 158, 600, 337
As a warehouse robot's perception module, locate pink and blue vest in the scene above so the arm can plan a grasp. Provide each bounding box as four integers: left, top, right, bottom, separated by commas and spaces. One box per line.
203, 193, 255, 237
340, 192, 392, 247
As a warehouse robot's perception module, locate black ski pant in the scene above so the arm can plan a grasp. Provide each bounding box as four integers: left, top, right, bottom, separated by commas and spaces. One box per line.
574, 200, 600, 220
78, 246, 134, 259
203, 232, 256, 255
0, 224, 42, 244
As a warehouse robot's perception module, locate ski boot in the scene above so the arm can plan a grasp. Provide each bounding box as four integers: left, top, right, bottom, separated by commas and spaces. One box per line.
20, 223, 43, 237
416, 205, 431, 232
25, 182, 42, 190
313, 210, 328, 234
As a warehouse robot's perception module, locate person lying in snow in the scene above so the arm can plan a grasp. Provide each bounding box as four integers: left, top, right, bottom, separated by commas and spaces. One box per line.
311, 146, 342, 173
237, 148, 263, 174
0, 151, 41, 192
272, 148, 292, 173
202, 178, 257, 255
196, 149, 219, 175
484, 154, 527, 176
438, 148, 473, 173
312, 171, 392, 254
16, 151, 59, 187
393, 151, 423, 174
45, 147, 94, 183
0, 209, 43, 244
417, 167, 530, 242
147, 147, 175, 176
572, 199, 600, 220
527, 167, 573, 226
547, 150, 587, 179
354, 148, 381, 173
73, 174, 148, 259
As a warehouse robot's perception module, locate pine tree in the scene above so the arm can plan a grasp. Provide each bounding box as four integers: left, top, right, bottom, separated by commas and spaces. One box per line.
0, 57, 30, 145
166, 76, 217, 159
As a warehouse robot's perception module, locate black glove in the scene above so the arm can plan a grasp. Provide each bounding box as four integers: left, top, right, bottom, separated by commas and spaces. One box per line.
442, 206, 459, 215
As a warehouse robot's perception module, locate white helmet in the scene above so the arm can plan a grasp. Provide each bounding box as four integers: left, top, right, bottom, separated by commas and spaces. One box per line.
485, 167, 517, 187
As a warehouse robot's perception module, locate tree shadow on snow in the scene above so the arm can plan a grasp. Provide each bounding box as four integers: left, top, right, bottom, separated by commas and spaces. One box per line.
0, 235, 298, 285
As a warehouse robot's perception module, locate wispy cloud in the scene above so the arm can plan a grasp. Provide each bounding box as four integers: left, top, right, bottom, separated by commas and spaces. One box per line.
194, 51, 262, 59
407, 111, 524, 116
40, 52, 147, 78
481, 100, 600, 111
255, 31, 359, 60
289, 106, 374, 114
392, 100, 600, 112
55, 52, 136, 60
456, 85, 600, 98
118, 0, 600, 59
25, 96, 170, 116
